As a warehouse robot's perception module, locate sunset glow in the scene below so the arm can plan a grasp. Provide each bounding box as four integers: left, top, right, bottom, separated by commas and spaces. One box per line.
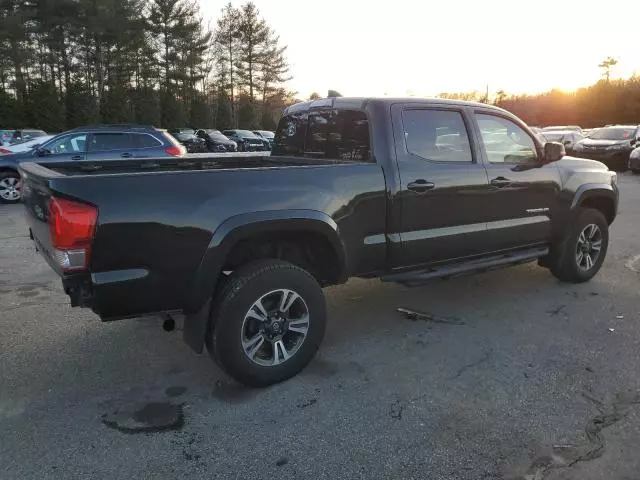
201, 0, 638, 98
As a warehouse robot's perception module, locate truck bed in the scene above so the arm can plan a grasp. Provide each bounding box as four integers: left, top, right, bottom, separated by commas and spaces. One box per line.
29, 153, 353, 178
19, 153, 388, 320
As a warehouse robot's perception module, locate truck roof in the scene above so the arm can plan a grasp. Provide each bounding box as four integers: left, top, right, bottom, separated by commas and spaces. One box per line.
284, 97, 511, 116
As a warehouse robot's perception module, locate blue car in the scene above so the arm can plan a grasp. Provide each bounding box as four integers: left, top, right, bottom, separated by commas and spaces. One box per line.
0, 124, 185, 203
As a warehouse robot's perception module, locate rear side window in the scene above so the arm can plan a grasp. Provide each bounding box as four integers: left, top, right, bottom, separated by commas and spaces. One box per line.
131, 133, 162, 148
402, 109, 473, 163
304, 109, 371, 162
89, 133, 134, 151
273, 114, 306, 156
161, 131, 181, 146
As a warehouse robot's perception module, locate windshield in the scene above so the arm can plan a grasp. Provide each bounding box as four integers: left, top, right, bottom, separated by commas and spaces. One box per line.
543, 126, 578, 132
206, 130, 229, 140
256, 130, 274, 138
176, 133, 196, 141
542, 133, 567, 142
588, 127, 635, 141
235, 130, 259, 138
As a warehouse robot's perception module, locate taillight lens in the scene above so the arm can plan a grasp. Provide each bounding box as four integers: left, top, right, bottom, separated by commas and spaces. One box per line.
49, 197, 97, 271
166, 145, 186, 156
0, 148, 11, 154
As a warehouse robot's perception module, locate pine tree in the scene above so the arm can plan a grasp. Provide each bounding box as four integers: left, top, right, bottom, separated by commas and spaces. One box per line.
213, 3, 240, 126
235, 2, 268, 103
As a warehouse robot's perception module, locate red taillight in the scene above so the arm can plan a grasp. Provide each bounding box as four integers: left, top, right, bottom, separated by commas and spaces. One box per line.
49, 197, 97, 271
0, 148, 11, 154
165, 145, 186, 156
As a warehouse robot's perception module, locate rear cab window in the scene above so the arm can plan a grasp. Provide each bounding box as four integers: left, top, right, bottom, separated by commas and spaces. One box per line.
273, 109, 372, 162
305, 109, 371, 162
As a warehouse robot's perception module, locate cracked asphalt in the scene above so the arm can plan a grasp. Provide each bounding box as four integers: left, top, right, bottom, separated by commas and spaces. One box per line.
3, 174, 640, 479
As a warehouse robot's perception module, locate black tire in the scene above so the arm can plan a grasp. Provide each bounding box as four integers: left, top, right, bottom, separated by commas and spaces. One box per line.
549, 208, 609, 283
205, 260, 326, 387
0, 171, 22, 204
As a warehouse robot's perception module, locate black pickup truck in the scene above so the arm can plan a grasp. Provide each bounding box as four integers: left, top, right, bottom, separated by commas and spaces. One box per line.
20, 97, 618, 387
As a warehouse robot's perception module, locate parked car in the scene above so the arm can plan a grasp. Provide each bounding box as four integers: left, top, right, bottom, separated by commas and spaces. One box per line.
543, 125, 583, 134
222, 129, 265, 151
168, 128, 207, 153
538, 130, 584, 155
0, 124, 185, 203
572, 124, 640, 171
0, 135, 54, 155
0, 129, 48, 146
195, 129, 238, 152
628, 145, 640, 173
20, 97, 618, 387
252, 130, 275, 150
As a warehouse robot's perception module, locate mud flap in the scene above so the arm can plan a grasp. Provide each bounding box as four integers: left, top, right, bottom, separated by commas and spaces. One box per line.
183, 298, 212, 354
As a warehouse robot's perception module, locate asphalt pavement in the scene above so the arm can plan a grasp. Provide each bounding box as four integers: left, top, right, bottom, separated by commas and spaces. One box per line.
3, 174, 640, 479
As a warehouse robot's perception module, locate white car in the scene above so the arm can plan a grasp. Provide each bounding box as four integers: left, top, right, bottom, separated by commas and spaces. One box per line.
0, 135, 54, 155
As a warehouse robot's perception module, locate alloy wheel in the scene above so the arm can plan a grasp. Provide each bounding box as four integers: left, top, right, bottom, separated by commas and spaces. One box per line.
240, 289, 310, 367
575, 223, 602, 271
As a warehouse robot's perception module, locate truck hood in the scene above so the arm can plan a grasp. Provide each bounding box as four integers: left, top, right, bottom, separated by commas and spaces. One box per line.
554, 155, 610, 171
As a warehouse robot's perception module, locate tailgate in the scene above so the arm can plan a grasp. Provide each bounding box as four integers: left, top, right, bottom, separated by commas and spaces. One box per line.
21, 162, 62, 274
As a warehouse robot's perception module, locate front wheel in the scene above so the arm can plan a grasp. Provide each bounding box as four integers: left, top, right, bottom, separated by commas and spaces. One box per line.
548, 208, 609, 283
206, 260, 327, 387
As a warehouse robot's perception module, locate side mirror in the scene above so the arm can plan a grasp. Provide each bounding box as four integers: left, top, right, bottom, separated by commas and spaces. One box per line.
544, 141, 565, 163
37, 148, 50, 157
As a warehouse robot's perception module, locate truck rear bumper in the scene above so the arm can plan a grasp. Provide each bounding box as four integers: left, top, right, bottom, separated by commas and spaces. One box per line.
59, 268, 184, 321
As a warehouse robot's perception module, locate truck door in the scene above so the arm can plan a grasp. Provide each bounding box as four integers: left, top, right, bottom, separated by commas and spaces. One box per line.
471, 110, 562, 251
391, 103, 492, 267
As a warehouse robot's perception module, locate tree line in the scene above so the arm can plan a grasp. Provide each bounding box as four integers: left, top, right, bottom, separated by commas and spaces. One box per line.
438, 59, 640, 128
0, 0, 293, 132
493, 75, 640, 128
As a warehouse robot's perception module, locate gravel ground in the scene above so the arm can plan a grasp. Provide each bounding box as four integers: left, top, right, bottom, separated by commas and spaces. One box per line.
2, 174, 640, 479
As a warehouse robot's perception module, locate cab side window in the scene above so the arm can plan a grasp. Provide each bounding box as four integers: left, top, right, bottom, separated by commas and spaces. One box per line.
476, 114, 538, 164
402, 109, 473, 163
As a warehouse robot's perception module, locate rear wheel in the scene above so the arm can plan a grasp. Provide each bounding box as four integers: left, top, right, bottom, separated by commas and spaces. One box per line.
0, 171, 21, 204
548, 208, 609, 283
206, 260, 326, 387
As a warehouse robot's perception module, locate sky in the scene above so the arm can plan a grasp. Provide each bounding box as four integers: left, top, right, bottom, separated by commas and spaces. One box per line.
199, 0, 638, 99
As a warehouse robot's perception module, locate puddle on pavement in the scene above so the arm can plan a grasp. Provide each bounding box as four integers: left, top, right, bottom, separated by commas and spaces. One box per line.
101, 401, 185, 434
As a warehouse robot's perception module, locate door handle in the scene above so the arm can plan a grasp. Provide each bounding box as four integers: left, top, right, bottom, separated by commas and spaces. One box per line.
71, 155, 83, 161
490, 176, 511, 188
120, 152, 133, 158
407, 179, 435, 192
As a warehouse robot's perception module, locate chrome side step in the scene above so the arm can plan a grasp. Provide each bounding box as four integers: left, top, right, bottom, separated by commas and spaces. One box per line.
382, 246, 549, 286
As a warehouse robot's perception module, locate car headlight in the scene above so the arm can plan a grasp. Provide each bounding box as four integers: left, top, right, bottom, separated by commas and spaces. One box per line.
574, 143, 584, 151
